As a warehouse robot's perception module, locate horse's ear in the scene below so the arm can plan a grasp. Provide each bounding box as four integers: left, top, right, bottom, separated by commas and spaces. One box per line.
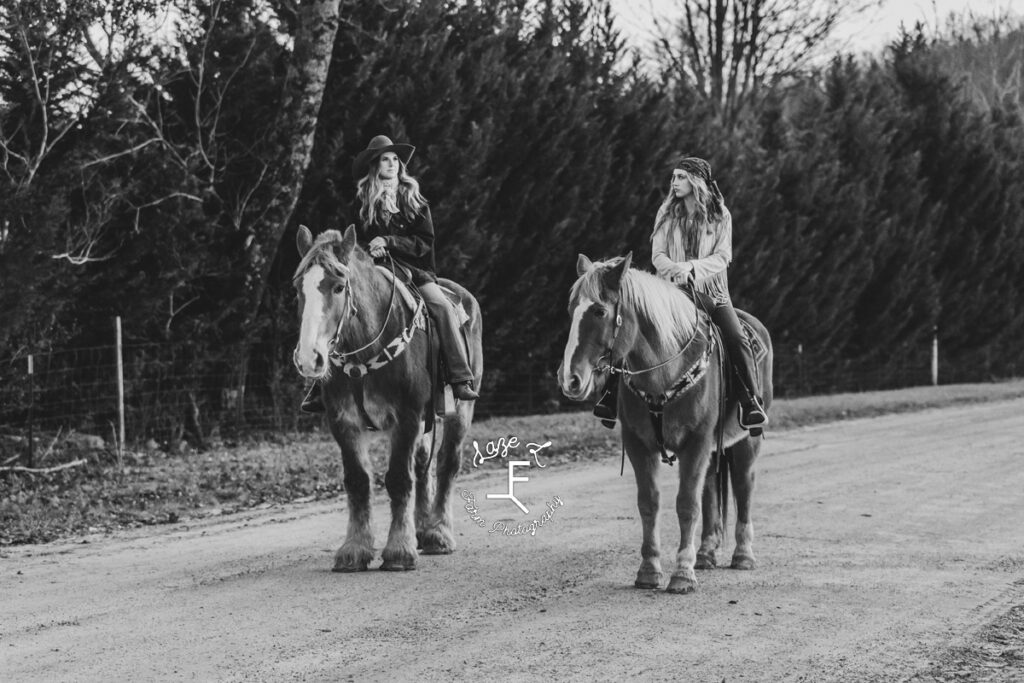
297, 224, 313, 256
576, 253, 594, 276
339, 224, 357, 258
603, 251, 632, 292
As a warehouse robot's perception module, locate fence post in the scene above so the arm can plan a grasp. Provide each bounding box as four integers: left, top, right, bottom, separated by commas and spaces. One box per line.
27, 354, 34, 468
931, 326, 939, 386
116, 316, 126, 452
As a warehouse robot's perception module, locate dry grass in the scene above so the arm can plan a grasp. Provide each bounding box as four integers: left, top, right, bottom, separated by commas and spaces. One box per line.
3, 379, 1023, 546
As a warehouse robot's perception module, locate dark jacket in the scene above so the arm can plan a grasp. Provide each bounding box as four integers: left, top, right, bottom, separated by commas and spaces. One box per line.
357, 205, 438, 286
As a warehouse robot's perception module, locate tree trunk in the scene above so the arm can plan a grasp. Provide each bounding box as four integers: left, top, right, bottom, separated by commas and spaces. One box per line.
232, 0, 341, 424
242, 0, 342, 333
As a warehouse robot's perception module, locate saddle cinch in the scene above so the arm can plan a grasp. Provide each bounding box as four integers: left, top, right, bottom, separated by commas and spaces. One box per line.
378, 264, 472, 429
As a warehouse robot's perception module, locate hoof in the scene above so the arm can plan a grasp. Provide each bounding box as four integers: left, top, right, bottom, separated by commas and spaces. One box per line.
695, 552, 717, 570
731, 554, 756, 570
419, 527, 456, 555
380, 547, 417, 571
634, 572, 662, 589
666, 575, 698, 594
333, 545, 373, 572
379, 560, 416, 571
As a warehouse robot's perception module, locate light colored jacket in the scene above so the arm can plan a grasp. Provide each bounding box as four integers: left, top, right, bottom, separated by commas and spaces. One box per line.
651, 204, 733, 305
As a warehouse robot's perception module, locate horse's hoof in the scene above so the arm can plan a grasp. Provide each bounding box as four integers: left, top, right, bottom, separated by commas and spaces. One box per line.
731, 554, 756, 570
419, 527, 456, 555
634, 572, 662, 589
379, 561, 416, 571
695, 552, 717, 570
380, 547, 417, 571
333, 545, 373, 572
666, 575, 698, 594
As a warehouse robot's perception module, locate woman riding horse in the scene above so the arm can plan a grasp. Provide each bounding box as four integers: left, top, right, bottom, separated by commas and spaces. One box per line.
303, 135, 479, 412
594, 155, 768, 430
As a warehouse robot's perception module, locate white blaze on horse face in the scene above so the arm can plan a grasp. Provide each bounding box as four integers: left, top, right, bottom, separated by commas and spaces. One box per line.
560, 296, 594, 395
297, 264, 330, 377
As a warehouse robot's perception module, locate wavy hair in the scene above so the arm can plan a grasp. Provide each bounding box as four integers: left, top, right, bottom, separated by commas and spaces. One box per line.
652, 159, 726, 250
356, 158, 428, 227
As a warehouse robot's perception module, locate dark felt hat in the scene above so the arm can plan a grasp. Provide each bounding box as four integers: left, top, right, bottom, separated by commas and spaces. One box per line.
352, 135, 415, 177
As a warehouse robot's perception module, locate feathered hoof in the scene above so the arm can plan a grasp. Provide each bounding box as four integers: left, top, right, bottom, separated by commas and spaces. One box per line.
333, 545, 373, 572
419, 527, 456, 555
379, 560, 416, 571
731, 554, 757, 570
666, 575, 698, 594
380, 547, 417, 571
634, 571, 662, 589
695, 552, 717, 570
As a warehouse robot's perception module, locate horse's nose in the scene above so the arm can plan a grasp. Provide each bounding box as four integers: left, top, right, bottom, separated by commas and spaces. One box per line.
567, 373, 582, 394
294, 346, 327, 376
311, 350, 326, 374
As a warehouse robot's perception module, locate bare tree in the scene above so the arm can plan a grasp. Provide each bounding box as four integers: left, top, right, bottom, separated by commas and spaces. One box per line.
654, 0, 879, 125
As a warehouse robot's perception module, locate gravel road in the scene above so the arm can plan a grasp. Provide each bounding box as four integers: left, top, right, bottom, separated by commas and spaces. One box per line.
3, 400, 1024, 681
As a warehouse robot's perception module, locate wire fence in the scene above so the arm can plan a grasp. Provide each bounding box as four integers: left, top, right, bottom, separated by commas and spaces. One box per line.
0, 326, 1016, 455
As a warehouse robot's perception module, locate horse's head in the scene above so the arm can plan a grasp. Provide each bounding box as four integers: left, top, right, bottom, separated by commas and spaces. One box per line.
557, 252, 633, 401
292, 224, 360, 379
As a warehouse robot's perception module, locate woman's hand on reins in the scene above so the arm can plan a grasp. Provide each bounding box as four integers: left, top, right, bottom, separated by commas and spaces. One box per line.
369, 236, 387, 258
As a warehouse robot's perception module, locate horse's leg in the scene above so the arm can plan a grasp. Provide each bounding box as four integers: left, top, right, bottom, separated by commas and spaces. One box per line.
413, 431, 432, 550
329, 422, 375, 572
729, 436, 759, 570
380, 417, 421, 571
421, 403, 471, 554
623, 427, 662, 589
697, 450, 724, 569
667, 441, 712, 594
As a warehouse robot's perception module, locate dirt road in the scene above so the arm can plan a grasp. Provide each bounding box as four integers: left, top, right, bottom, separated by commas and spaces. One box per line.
4, 400, 1024, 681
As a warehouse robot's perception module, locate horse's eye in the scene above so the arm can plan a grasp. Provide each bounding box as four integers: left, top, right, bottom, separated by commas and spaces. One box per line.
594, 308, 607, 318
333, 283, 346, 295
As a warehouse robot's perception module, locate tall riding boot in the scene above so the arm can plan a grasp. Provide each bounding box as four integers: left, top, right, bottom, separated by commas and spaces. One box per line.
422, 287, 479, 401
711, 304, 768, 430
592, 374, 619, 429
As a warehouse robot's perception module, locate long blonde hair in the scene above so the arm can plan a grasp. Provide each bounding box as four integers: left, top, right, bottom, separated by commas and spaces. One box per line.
356, 159, 428, 227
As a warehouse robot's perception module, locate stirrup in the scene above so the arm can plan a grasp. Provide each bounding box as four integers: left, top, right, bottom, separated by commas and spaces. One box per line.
300, 387, 325, 414
738, 397, 768, 430
593, 392, 617, 429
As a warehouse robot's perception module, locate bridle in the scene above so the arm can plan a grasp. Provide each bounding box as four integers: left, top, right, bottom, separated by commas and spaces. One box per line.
326, 255, 400, 365
592, 290, 703, 383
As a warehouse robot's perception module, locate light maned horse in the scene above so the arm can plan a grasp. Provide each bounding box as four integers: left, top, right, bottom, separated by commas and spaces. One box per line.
293, 225, 483, 571
557, 253, 773, 594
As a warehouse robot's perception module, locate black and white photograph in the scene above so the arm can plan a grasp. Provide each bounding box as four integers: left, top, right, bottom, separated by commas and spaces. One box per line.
3, 0, 1024, 679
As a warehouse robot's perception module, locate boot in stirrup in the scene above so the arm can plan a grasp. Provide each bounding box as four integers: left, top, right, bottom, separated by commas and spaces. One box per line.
592, 376, 619, 429
300, 385, 325, 414
451, 380, 479, 401
738, 394, 768, 432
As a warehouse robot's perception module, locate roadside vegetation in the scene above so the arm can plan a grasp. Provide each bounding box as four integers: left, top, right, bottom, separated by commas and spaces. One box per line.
3, 380, 1023, 546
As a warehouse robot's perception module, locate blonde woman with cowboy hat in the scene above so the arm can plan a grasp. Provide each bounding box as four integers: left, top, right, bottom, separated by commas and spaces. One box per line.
301, 135, 478, 413
592, 155, 768, 429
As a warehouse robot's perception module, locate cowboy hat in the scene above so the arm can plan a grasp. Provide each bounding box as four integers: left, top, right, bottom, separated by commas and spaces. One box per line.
352, 135, 415, 177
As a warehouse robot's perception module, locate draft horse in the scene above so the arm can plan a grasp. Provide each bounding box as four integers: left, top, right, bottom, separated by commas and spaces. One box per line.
293, 225, 483, 571
557, 253, 773, 594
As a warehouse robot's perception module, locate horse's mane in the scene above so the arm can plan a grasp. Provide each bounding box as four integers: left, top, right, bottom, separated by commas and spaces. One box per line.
292, 229, 370, 284
571, 257, 697, 346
